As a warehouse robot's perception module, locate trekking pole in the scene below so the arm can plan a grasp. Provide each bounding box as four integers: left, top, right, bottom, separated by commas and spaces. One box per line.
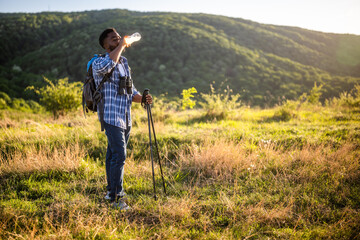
142, 89, 167, 200
147, 103, 167, 195
143, 89, 157, 201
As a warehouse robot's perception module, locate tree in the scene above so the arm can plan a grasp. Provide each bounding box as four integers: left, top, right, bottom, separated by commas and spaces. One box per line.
27, 77, 82, 118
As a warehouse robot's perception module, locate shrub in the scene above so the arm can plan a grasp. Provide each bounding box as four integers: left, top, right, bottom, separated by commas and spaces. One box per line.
297, 82, 323, 106
27, 100, 44, 113
199, 84, 241, 120
326, 84, 360, 109
11, 98, 30, 111
265, 100, 297, 122
27, 77, 82, 119
0, 92, 11, 109
181, 87, 197, 110
307, 82, 323, 105
0, 99, 6, 109
272, 107, 294, 121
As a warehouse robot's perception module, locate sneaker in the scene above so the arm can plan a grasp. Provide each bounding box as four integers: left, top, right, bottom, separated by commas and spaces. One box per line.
105, 191, 128, 201
117, 191, 127, 199
104, 191, 111, 200
111, 200, 131, 211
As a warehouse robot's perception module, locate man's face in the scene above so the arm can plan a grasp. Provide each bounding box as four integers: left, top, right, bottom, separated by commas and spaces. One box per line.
104, 31, 121, 51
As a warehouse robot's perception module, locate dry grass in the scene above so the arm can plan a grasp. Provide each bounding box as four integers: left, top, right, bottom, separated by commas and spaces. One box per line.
179, 140, 250, 180
0, 143, 84, 175
178, 139, 360, 183
288, 143, 360, 184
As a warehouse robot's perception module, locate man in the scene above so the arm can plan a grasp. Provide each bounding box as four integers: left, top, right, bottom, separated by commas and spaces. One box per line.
92, 28, 152, 210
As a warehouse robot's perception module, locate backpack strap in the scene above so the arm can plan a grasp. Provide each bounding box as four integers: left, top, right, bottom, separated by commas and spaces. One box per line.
95, 66, 115, 93
95, 67, 116, 131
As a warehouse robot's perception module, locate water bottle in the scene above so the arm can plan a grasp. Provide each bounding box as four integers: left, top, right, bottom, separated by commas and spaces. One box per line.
124, 32, 141, 46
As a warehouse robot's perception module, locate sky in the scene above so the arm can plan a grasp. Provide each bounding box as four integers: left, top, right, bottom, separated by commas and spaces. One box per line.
1, 0, 359, 35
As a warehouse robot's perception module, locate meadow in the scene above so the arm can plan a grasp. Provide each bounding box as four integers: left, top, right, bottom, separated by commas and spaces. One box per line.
0, 99, 359, 239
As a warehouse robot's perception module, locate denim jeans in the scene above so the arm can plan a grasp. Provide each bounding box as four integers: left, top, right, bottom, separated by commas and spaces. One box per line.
104, 122, 131, 202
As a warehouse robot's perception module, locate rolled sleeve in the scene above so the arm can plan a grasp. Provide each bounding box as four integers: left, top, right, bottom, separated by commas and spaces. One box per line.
132, 84, 140, 98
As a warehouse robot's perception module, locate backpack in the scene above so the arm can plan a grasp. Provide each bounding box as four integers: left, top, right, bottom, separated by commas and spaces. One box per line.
82, 54, 115, 131
82, 54, 114, 113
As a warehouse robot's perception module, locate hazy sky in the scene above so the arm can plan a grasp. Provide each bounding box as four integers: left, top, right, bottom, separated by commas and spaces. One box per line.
1, 0, 359, 35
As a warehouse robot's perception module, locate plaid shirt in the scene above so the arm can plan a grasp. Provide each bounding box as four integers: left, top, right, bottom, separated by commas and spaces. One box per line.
92, 53, 139, 129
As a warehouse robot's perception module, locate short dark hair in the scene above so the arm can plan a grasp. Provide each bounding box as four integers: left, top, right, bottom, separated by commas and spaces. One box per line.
99, 28, 116, 49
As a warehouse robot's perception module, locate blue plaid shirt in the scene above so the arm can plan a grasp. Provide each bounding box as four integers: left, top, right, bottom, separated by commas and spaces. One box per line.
92, 53, 139, 129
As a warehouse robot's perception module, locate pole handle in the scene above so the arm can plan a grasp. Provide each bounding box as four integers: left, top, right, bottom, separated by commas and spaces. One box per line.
141, 88, 150, 109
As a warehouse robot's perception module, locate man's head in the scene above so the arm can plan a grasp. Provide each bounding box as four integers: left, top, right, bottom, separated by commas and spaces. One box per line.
99, 28, 121, 51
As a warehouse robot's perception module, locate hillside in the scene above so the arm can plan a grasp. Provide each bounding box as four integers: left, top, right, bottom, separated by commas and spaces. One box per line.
1, 9, 360, 106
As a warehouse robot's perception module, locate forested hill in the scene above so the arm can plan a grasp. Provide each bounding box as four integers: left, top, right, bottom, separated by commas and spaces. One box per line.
1, 9, 360, 106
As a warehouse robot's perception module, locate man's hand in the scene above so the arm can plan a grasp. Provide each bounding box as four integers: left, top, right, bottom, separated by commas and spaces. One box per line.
108, 33, 126, 63
145, 94, 153, 104
133, 93, 153, 104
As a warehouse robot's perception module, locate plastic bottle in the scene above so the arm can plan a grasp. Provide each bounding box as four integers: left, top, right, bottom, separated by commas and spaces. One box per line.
124, 32, 141, 46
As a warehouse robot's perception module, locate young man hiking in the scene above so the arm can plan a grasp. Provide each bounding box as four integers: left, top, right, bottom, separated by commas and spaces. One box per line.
92, 28, 152, 210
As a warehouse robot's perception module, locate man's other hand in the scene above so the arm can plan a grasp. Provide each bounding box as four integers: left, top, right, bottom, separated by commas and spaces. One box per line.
145, 94, 153, 104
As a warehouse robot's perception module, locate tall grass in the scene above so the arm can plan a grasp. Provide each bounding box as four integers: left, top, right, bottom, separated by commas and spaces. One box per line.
0, 143, 84, 175
0, 102, 359, 239
179, 138, 359, 190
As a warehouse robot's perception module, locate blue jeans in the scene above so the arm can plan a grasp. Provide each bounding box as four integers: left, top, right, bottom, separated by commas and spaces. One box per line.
104, 122, 131, 202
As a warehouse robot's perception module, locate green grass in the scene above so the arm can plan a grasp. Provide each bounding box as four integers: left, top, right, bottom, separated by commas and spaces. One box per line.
0, 105, 359, 239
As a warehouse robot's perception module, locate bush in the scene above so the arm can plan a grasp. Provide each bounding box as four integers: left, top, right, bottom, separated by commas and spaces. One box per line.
199, 84, 241, 120
326, 84, 360, 109
11, 98, 30, 111
0, 92, 11, 109
27, 77, 82, 119
307, 82, 323, 105
272, 107, 294, 121
264, 99, 297, 122
27, 100, 44, 113
181, 87, 197, 110
297, 82, 323, 106
0, 99, 6, 109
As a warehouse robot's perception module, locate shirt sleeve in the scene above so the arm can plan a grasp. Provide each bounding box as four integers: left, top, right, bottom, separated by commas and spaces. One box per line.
92, 54, 117, 76
132, 83, 140, 98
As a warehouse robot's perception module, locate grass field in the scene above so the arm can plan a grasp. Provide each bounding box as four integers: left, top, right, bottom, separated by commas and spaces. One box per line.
0, 102, 359, 239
